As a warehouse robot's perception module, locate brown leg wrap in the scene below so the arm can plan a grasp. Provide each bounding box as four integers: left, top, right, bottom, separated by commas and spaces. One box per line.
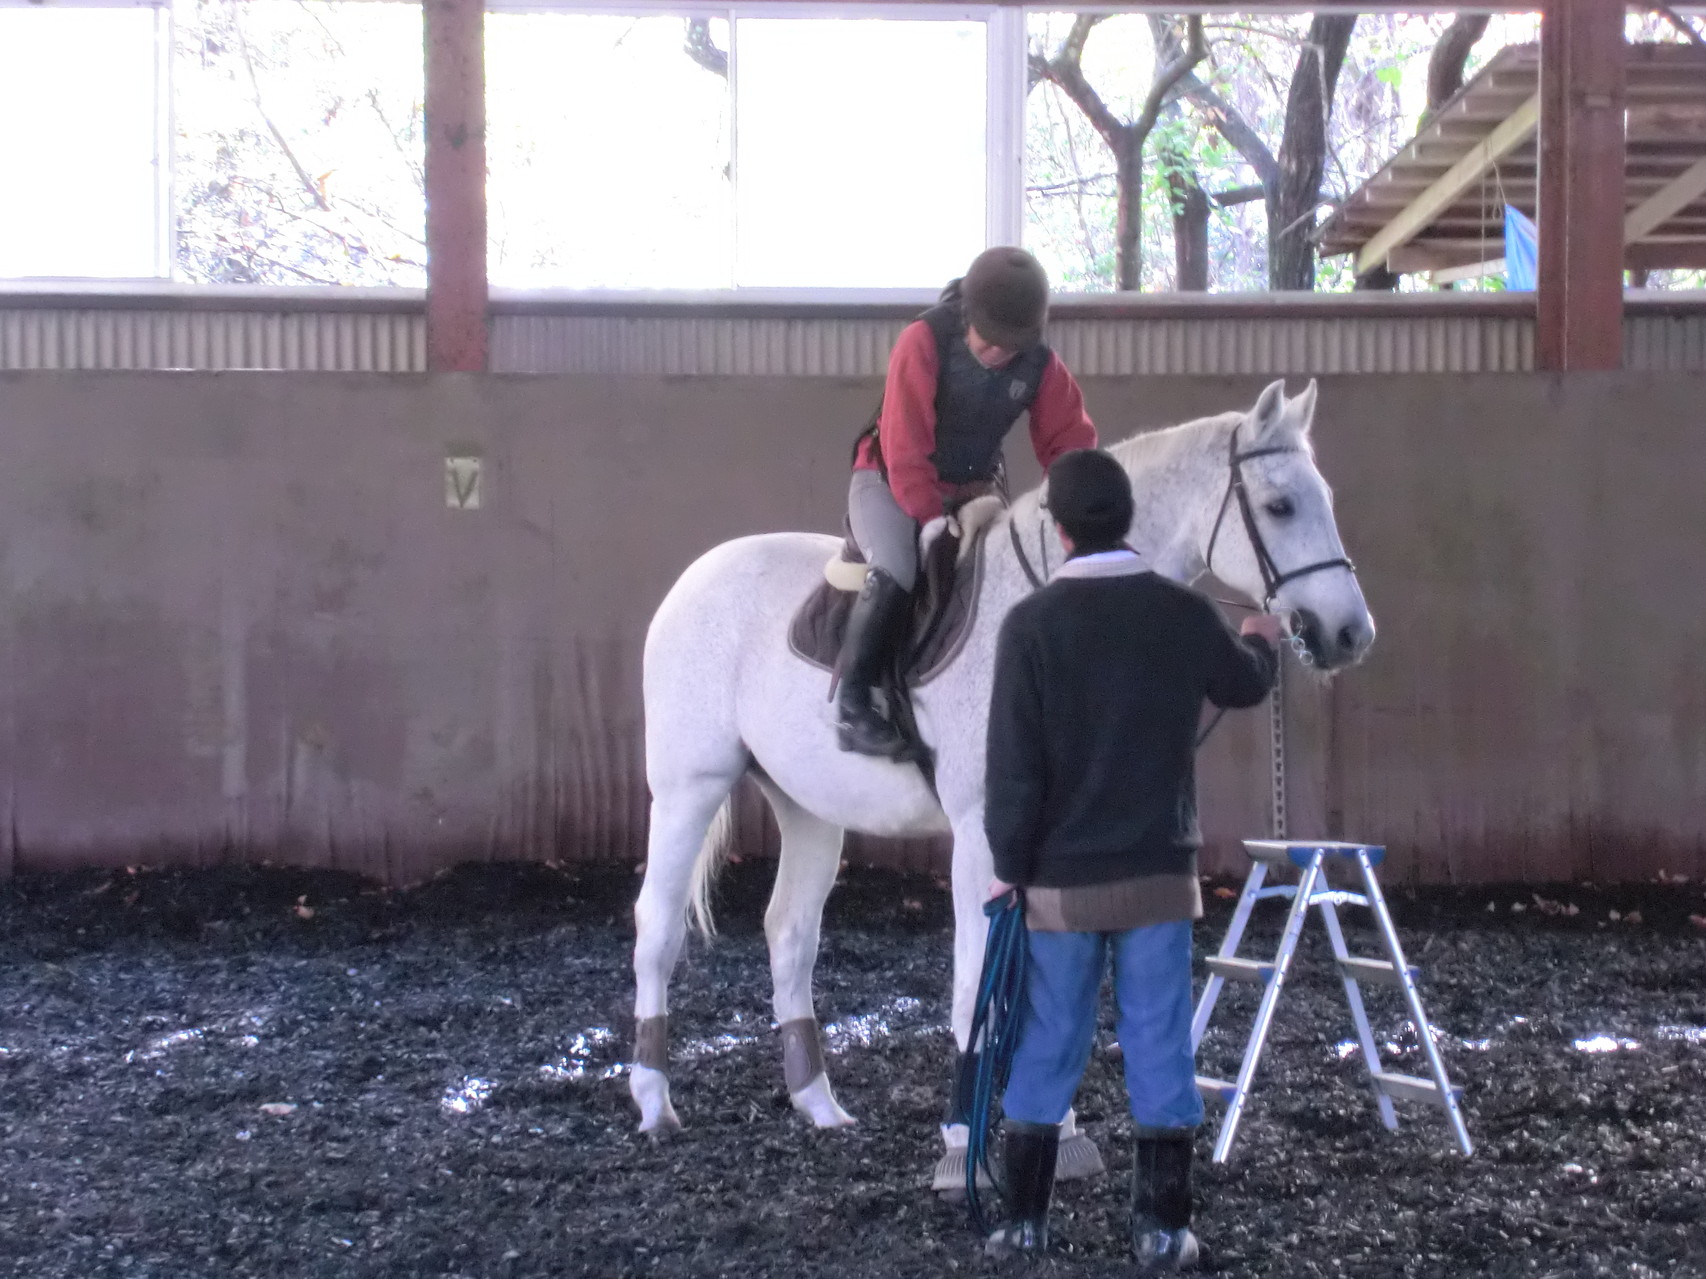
634, 1015, 668, 1071
779, 1018, 827, 1093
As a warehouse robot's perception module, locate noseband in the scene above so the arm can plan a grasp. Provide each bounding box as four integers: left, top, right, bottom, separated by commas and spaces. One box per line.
1205, 426, 1357, 610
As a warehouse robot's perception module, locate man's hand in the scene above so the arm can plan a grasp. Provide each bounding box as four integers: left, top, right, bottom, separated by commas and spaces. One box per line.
1240, 614, 1284, 647
987, 878, 1016, 902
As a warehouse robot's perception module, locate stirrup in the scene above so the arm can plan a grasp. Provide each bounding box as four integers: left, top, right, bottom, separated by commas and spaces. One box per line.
835, 714, 917, 761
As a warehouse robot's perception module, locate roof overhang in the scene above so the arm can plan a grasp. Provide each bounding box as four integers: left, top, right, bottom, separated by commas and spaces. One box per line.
1319, 42, 1706, 281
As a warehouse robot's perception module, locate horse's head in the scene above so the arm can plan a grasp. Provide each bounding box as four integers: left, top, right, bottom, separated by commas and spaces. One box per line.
1208, 379, 1374, 671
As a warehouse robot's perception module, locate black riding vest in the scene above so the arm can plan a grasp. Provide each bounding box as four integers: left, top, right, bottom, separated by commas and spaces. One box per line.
854, 287, 1053, 487
922, 301, 1053, 484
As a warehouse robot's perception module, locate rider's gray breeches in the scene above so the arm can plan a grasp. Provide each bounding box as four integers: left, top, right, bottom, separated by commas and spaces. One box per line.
848, 469, 920, 592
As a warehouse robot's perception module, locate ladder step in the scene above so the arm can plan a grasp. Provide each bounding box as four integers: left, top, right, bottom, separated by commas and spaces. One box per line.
1337, 957, 1417, 986
1309, 890, 1370, 908
1370, 1072, 1464, 1105
1196, 1075, 1238, 1103
1206, 956, 1274, 983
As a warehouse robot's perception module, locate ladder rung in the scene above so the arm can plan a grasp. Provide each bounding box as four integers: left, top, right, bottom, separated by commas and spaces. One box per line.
1195, 1075, 1237, 1103
1206, 956, 1274, 983
1337, 957, 1416, 986
1370, 1072, 1464, 1105
1243, 839, 1387, 868
1309, 890, 1370, 908
1253, 886, 1296, 901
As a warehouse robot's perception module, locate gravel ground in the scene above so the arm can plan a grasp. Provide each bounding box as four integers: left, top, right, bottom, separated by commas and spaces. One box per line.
1, 859, 1704, 1279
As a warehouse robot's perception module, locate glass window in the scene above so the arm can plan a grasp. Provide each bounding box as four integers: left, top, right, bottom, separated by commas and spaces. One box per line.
0, 5, 165, 279
732, 17, 986, 289
485, 13, 733, 289
173, 0, 426, 286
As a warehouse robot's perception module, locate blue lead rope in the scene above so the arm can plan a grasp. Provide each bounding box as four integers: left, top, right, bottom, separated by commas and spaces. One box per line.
965, 890, 1030, 1236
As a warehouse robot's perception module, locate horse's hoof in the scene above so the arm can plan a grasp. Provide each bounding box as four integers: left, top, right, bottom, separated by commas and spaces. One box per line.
790, 1073, 857, 1128
637, 1105, 683, 1138
630, 1065, 681, 1136
931, 1146, 994, 1196
1055, 1131, 1105, 1182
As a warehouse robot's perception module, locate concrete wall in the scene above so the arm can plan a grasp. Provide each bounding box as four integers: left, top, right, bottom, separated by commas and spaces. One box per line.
0, 369, 1701, 885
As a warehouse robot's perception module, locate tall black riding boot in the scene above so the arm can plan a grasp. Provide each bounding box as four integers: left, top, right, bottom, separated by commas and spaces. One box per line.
834, 568, 913, 759
1131, 1128, 1200, 1273
984, 1120, 1059, 1258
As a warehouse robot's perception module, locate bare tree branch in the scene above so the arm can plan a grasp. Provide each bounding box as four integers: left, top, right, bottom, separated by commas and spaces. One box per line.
1177, 72, 1279, 189
234, 7, 331, 213
1214, 183, 1267, 207
1033, 15, 1124, 151
1653, 3, 1706, 47
684, 18, 728, 78
1426, 13, 1490, 114
1132, 15, 1207, 141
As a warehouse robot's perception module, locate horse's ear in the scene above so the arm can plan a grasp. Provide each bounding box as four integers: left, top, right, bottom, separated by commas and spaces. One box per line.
1290, 378, 1319, 433
1250, 379, 1287, 440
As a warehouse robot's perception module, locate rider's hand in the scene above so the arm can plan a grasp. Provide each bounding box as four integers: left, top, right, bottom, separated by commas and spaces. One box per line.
987, 878, 1016, 902
1241, 614, 1284, 647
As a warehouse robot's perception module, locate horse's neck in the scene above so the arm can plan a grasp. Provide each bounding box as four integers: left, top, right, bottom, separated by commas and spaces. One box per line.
982, 415, 1234, 606
1111, 415, 1236, 582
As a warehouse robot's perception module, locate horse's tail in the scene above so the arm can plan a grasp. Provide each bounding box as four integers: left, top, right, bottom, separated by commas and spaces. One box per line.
687, 795, 737, 937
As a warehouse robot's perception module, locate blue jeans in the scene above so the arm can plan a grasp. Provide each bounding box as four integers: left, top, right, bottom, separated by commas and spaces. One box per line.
1001, 919, 1204, 1131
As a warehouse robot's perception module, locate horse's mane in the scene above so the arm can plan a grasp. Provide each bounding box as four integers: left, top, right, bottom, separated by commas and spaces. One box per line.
1005, 400, 1313, 522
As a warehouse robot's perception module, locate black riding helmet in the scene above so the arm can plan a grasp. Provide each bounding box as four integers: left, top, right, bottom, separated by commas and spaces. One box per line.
961, 247, 1049, 351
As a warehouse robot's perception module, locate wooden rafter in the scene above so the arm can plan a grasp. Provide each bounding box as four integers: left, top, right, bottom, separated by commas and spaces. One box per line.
1624, 155, 1706, 239
1355, 94, 1540, 276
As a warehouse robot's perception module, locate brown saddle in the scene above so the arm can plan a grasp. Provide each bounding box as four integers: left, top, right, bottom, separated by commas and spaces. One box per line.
787, 511, 991, 689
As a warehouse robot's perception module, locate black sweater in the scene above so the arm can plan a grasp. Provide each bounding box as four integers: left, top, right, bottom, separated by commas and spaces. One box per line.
984, 566, 1278, 888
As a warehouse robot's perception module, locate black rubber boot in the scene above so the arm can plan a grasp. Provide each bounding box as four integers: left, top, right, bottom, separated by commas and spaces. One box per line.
1131, 1129, 1200, 1273
834, 568, 913, 759
984, 1120, 1059, 1259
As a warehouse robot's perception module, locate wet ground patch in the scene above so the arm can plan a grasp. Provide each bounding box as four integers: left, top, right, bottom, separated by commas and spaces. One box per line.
2, 861, 1704, 1278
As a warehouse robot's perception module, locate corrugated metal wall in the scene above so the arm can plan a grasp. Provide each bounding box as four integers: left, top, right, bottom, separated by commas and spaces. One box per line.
0, 308, 426, 373
1, 296, 1702, 374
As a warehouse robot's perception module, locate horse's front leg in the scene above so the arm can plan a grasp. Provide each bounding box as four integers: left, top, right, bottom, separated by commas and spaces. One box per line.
931, 801, 1105, 1192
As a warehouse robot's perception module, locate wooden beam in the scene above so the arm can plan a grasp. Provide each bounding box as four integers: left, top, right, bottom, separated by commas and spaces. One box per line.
1356, 93, 1540, 276
424, 0, 488, 373
1624, 155, 1706, 239
1537, 0, 1625, 372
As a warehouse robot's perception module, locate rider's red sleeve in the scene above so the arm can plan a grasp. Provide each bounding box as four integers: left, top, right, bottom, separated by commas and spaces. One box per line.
876, 321, 947, 525
1027, 353, 1097, 468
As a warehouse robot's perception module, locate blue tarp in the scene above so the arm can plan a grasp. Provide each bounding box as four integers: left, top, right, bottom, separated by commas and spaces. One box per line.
1503, 205, 1538, 291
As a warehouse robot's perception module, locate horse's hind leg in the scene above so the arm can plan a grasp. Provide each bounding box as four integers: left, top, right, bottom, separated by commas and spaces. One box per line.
756, 778, 856, 1128
630, 771, 736, 1134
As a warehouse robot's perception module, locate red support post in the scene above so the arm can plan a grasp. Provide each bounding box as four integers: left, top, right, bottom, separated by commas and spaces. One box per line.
1537, 0, 1626, 372
425, 0, 488, 373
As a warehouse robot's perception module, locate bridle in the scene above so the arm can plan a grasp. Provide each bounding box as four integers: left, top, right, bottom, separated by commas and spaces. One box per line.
1204, 425, 1357, 610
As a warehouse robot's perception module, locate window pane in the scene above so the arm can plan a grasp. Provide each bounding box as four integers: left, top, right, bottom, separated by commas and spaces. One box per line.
486, 14, 732, 289
734, 19, 985, 289
0, 7, 163, 278
174, 0, 425, 286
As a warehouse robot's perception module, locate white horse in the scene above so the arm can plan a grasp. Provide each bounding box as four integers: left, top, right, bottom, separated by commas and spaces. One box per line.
629, 379, 1374, 1185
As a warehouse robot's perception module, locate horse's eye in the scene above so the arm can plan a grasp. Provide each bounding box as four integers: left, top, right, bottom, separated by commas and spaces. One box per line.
1266, 497, 1295, 518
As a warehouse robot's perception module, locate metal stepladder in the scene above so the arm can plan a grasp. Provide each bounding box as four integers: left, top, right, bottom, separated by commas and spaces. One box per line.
1190, 840, 1474, 1163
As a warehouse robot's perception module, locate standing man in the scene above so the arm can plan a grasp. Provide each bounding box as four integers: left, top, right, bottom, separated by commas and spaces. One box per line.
837, 246, 1097, 760
981, 449, 1282, 1271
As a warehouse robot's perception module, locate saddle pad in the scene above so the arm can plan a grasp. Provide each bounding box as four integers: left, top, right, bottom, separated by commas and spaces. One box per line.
787, 519, 989, 688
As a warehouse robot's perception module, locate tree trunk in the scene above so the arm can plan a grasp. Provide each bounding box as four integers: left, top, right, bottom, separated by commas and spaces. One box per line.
1426, 14, 1489, 113
1268, 14, 1357, 291
1158, 106, 1209, 291
1114, 142, 1143, 291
